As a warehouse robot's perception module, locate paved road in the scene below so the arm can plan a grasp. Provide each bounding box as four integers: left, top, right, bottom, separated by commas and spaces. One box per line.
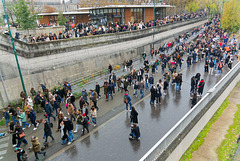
50, 56, 237, 161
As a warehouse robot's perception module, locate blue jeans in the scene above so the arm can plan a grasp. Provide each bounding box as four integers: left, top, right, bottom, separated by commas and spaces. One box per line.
140, 90, 144, 98
126, 102, 132, 110
75, 124, 79, 132
68, 131, 74, 142
176, 83, 180, 90
12, 116, 19, 125
47, 114, 56, 122
22, 122, 30, 128
134, 89, 138, 97
92, 117, 96, 124
145, 82, 148, 89
17, 138, 28, 147
5, 118, 9, 126
150, 84, 153, 90
107, 92, 113, 101
130, 132, 140, 139
61, 98, 64, 103
164, 89, 167, 95
150, 99, 154, 104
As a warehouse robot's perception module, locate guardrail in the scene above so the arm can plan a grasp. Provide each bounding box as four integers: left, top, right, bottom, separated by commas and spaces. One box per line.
140, 61, 240, 161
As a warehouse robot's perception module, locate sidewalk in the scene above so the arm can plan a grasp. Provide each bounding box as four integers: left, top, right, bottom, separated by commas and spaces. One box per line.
191, 84, 240, 161
1, 27, 204, 161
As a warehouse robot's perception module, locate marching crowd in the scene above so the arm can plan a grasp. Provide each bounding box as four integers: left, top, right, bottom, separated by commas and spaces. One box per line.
0, 14, 239, 161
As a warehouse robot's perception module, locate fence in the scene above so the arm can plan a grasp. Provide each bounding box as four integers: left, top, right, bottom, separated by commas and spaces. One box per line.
140, 61, 240, 161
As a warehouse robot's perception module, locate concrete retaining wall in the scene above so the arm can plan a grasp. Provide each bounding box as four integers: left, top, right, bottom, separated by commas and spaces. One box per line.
0, 18, 208, 108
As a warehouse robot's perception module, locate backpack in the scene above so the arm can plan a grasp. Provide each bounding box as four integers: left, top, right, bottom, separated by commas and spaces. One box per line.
69, 120, 74, 130
123, 95, 128, 103
50, 122, 53, 128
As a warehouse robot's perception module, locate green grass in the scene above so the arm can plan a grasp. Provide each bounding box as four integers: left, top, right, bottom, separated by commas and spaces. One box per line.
216, 104, 240, 161
180, 97, 229, 161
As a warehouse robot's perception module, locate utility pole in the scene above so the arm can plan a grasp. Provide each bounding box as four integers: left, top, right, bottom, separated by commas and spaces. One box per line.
2, 0, 27, 95
153, 0, 155, 51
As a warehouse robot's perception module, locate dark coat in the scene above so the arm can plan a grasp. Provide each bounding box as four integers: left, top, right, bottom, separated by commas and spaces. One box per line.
150, 88, 156, 100
82, 90, 88, 101
95, 84, 100, 93
44, 104, 53, 115
149, 77, 154, 84
130, 109, 138, 123
44, 121, 52, 136
29, 110, 36, 121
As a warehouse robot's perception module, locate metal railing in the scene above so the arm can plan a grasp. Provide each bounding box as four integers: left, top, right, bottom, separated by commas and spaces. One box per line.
140, 61, 240, 161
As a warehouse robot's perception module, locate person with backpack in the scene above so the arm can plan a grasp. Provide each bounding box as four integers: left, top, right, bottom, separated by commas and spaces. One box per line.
31, 136, 46, 160
155, 84, 162, 104
124, 91, 132, 111
81, 113, 89, 136
42, 119, 55, 143
63, 117, 74, 145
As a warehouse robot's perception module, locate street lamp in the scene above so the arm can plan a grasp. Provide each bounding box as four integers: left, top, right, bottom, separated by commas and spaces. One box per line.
1, 0, 27, 95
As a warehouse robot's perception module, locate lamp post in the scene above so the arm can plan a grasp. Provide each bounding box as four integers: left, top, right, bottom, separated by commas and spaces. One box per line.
152, 0, 156, 51
2, 0, 27, 95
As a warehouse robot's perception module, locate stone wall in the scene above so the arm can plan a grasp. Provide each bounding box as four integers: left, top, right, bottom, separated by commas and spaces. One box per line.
0, 18, 208, 108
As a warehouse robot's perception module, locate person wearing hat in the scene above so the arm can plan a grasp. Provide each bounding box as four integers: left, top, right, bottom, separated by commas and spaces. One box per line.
31, 136, 46, 160
81, 113, 89, 136
15, 147, 27, 161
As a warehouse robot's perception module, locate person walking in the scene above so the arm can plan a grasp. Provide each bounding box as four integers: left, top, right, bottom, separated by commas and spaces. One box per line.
209, 59, 214, 75
148, 75, 154, 90
42, 119, 55, 143
81, 114, 89, 136
124, 91, 132, 111
8, 105, 19, 125
15, 125, 28, 148
198, 79, 205, 96
155, 84, 162, 104
95, 82, 101, 99
67, 103, 76, 122
163, 78, 168, 95
44, 101, 56, 122
73, 110, 83, 133
63, 117, 74, 145
90, 106, 97, 126
130, 107, 138, 124
31, 136, 46, 160
107, 84, 113, 101
139, 81, 145, 98
134, 81, 139, 97
82, 89, 89, 105
19, 110, 30, 130
3, 109, 10, 127
56, 108, 64, 132
29, 108, 38, 131
150, 86, 156, 104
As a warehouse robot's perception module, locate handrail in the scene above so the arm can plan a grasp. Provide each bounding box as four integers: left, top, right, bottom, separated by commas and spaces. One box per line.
140, 61, 240, 161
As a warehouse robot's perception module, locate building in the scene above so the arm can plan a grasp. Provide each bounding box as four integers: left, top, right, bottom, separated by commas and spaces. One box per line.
87, 4, 174, 25
39, 4, 174, 25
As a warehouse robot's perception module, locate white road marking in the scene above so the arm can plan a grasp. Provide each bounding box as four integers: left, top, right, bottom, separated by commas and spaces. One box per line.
0, 150, 7, 155
0, 137, 9, 142
0, 143, 8, 149
0, 156, 3, 160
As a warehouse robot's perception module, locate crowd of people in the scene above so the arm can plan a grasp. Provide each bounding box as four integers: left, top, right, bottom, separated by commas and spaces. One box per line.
12, 11, 206, 43
1, 13, 239, 160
